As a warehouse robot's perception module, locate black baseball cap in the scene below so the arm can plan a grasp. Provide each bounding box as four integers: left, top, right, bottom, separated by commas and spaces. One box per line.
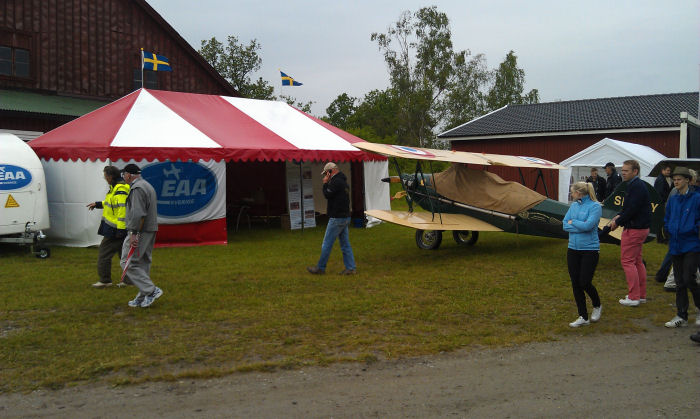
121, 164, 141, 174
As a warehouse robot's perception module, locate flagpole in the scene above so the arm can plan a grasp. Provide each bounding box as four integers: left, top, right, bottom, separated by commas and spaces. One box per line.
140, 48, 144, 89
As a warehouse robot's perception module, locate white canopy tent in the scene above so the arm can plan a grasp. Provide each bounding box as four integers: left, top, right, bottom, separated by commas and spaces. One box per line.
558, 138, 666, 202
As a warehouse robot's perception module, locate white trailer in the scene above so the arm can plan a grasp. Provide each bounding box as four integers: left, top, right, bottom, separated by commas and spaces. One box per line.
0, 133, 50, 257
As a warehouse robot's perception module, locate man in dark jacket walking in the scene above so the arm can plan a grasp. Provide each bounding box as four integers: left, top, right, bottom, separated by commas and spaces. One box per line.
604, 162, 622, 199
610, 160, 651, 307
307, 162, 357, 275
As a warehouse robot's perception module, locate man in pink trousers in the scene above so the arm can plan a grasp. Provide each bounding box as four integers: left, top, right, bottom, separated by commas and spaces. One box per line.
609, 160, 652, 307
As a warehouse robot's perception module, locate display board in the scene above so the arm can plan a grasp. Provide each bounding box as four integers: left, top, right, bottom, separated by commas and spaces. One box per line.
285, 162, 316, 230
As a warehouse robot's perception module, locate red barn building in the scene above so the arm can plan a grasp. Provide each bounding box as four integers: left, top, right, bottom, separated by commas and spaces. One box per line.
439, 92, 700, 199
0, 0, 237, 140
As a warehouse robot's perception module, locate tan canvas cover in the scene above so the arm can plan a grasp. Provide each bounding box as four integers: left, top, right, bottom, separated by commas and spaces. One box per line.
431, 164, 546, 215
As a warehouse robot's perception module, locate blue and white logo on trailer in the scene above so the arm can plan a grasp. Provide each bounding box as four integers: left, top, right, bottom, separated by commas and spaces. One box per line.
0, 164, 33, 190
142, 162, 218, 217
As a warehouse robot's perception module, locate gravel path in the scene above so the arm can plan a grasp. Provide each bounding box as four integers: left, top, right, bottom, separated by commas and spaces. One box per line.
2, 320, 699, 418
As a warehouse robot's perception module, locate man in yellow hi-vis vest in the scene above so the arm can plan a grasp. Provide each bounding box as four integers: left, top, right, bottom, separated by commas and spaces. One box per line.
87, 166, 130, 287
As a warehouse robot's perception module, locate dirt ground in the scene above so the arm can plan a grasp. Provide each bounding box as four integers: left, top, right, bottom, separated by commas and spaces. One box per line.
2, 319, 699, 419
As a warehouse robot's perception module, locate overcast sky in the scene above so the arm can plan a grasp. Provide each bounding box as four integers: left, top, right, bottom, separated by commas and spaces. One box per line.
146, 0, 699, 119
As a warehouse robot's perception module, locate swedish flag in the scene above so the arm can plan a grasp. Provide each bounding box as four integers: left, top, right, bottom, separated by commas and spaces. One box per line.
142, 50, 172, 72
280, 71, 302, 86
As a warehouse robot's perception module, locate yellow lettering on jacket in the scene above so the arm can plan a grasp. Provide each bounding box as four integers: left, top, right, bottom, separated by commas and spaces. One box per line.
651, 202, 658, 213
614, 195, 623, 206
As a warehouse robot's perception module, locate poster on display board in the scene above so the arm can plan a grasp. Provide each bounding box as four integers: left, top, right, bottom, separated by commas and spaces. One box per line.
116, 159, 226, 224
285, 161, 316, 230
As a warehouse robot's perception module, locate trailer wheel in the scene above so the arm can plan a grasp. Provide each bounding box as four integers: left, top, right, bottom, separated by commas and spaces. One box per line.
35, 247, 50, 259
415, 230, 442, 250
452, 230, 479, 246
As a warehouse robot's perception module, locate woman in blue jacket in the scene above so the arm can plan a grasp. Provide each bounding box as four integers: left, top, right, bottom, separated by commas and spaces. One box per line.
563, 182, 603, 327
662, 167, 700, 328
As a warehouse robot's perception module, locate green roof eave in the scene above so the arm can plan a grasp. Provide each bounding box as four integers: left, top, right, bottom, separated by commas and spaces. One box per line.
0, 90, 109, 117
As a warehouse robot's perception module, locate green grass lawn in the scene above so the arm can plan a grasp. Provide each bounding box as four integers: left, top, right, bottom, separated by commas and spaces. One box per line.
0, 219, 674, 392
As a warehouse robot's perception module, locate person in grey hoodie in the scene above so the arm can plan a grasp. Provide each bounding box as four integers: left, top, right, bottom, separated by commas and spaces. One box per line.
563, 181, 603, 327
120, 164, 163, 308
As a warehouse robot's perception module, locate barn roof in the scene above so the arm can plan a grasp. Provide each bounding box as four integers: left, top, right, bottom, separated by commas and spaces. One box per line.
439, 92, 699, 139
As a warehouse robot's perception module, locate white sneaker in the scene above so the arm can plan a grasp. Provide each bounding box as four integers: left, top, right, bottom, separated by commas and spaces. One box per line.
664, 273, 676, 292
127, 293, 145, 308
619, 297, 640, 307
695, 317, 700, 326
140, 287, 163, 308
91, 281, 112, 288
664, 316, 688, 328
569, 316, 590, 328
591, 306, 602, 322
625, 295, 646, 303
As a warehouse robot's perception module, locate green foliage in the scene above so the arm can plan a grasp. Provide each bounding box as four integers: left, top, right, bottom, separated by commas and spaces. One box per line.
486, 50, 540, 110
325, 93, 357, 129
279, 95, 314, 114
199, 36, 275, 100
350, 89, 401, 141
199, 35, 313, 113
325, 7, 539, 147
442, 53, 490, 131
370, 7, 475, 147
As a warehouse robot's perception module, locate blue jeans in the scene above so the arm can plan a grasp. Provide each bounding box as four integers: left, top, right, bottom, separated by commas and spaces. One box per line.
317, 217, 355, 271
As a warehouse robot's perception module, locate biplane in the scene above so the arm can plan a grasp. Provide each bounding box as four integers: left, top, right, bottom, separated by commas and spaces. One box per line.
355, 142, 664, 250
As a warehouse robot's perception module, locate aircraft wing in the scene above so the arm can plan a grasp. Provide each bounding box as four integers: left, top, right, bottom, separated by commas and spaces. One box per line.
647, 158, 700, 177
366, 209, 503, 232
598, 217, 622, 241
355, 142, 566, 170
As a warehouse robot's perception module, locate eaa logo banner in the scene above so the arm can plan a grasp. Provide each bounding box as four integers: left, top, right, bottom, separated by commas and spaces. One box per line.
0, 164, 32, 190
141, 161, 220, 219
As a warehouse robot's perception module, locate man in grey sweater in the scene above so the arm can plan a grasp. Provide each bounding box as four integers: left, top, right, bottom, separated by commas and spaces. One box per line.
120, 164, 163, 308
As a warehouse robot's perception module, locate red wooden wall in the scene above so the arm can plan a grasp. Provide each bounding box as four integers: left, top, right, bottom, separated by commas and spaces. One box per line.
0, 0, 234, 100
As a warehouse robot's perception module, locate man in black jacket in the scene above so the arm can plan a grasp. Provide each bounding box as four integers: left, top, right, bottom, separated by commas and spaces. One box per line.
586, 167, 607, 202
653, 164, 673, 244
307, 162, 357, 275
653, 164, 672, 205
610, 160, 651, 307
604, 162, 622, 199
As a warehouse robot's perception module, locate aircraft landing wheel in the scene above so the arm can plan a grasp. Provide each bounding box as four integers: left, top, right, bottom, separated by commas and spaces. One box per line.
452, 230, 479, 246
415, 230, 442, 250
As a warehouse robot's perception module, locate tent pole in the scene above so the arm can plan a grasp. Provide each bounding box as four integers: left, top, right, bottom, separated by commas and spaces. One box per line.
299, 161, 304, 232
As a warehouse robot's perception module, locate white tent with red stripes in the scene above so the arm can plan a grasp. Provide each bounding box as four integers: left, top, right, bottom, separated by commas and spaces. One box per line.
30, 89, 389, 247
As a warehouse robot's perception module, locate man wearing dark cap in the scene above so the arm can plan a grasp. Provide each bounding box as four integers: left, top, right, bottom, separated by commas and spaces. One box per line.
120, 164, 163, 308
604, 162, 622, 199
586, 167, 606, 202
662, 166, 700, 328
307, 162, 357, 275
